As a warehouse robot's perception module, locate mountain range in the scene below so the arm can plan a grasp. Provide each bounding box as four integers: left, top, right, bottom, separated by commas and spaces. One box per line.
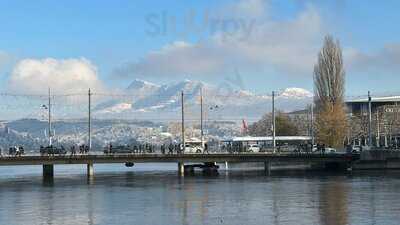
0, 80, 313, 149
94, 79, 313, 121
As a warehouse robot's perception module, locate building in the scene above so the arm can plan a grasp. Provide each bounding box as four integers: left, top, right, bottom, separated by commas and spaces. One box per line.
346, 96, 400, 115
346, 96, 400, 148
289, 96, 400, 148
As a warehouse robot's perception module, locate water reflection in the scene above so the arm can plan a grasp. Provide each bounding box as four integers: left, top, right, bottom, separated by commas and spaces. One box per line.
179, 175, 214, 225
1, 169, 400, 225
42, 176, 54, 187
87, 186, 95, 225
318, 177, 348, 225
87, 176, 94, 185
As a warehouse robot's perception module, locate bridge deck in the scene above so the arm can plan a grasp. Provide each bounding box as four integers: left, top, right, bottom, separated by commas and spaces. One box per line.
0, 153, 358, 166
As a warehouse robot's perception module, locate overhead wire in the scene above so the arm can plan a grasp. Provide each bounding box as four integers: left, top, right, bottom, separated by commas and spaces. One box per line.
0, 90, 397, 122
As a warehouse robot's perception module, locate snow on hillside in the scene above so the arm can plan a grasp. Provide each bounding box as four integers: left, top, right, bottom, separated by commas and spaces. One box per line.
94, 80, 313, 120
97, 103, 132, 114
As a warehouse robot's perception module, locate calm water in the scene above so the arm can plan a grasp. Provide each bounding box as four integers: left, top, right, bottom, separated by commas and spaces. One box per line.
1, 164, 400, 225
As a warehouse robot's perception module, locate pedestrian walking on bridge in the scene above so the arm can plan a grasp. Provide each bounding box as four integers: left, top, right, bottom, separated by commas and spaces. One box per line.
204, 143, 209, 154
70, 145, 76, 156
168, 143, 174, 154
161, 144, 166, 154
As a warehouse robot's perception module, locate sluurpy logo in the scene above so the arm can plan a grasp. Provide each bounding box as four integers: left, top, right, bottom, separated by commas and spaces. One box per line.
144, 9, 257, 41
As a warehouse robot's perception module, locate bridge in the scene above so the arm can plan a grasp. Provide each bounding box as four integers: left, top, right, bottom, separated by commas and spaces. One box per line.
0, 152, 359, 179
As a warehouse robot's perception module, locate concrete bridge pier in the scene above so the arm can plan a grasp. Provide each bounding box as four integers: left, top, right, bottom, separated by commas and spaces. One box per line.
178, 162, 184, 176
87, 163, 94, 177
43, 164, 54, 179
264, 161, 271, 175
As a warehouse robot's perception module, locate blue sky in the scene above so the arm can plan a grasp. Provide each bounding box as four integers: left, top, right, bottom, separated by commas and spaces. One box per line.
1, 0, 400, 96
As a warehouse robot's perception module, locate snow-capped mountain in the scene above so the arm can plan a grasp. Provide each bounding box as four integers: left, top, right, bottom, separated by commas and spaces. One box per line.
94, 80, 313, 120
126, 79, 160, 96
95, 79, 160, 113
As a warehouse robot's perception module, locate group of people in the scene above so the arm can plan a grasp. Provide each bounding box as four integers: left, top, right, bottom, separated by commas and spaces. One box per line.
160, 143, 182, 154
69, 144, 90, 155
315, 143, 328, 153
107, 143, 155, 154
134, 143, 154, 153
105, 142, 209, 155
0, 146, 24, 156
1, 142, 212, 157
39, 144, 89, 156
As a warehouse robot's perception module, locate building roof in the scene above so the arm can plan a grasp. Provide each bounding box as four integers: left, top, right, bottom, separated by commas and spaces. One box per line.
346, 96, 400, 103
223, 136, 312, 142
287, 109, 309, 115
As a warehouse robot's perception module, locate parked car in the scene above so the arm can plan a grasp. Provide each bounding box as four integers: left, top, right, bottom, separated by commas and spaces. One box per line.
313, 146, 337, 154
326, 147, 337, 153
182, 141, 205, 154
40, 146, 67, 155
278, 144, 298, 152
183, 144, 203, 154
352, 145, 362, 153
247, 144, 261, 153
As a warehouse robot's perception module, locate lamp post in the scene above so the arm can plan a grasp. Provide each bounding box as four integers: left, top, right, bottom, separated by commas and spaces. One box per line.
368, 91, 372, 147
88, 89, 92, 151
181, 91, 185, 154
272, 91, 276, 153
48, 88, 52, 146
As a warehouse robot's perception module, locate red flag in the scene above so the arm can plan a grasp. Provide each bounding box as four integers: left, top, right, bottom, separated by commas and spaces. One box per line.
242, 119, 248, 134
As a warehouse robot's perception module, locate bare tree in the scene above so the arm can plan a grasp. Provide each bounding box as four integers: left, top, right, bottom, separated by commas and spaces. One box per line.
348, 112, 368, 144
314, 35, 348, 148
249, 111, 300, 136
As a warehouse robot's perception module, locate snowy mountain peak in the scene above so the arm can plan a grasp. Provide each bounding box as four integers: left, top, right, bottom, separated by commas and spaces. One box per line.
279, 88, 313, 99
127, 79, 159, 90
164, 80, 204, 95
95, 80, 313, 118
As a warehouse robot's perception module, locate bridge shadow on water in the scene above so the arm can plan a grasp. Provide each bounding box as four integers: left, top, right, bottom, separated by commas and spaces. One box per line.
1, 166, 400, 188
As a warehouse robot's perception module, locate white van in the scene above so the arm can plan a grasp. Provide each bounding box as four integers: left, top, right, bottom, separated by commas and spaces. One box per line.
183, 141, 204, 153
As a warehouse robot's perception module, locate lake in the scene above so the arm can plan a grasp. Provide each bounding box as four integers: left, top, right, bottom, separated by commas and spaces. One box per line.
1, 164, 400, 225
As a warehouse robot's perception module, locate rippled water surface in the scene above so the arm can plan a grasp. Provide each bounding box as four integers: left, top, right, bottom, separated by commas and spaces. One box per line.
1, 164, 400, 225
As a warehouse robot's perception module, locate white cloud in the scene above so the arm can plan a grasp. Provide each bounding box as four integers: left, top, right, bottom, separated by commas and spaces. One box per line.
8, 58, 104, 94
345, 44, 400, 73
114, 1, 324, 79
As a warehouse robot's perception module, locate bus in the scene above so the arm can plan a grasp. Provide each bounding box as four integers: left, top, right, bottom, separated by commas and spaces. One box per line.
221, 136, 312, 153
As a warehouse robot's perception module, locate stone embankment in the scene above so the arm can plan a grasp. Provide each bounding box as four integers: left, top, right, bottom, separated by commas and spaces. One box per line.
354, 150, 400, 170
